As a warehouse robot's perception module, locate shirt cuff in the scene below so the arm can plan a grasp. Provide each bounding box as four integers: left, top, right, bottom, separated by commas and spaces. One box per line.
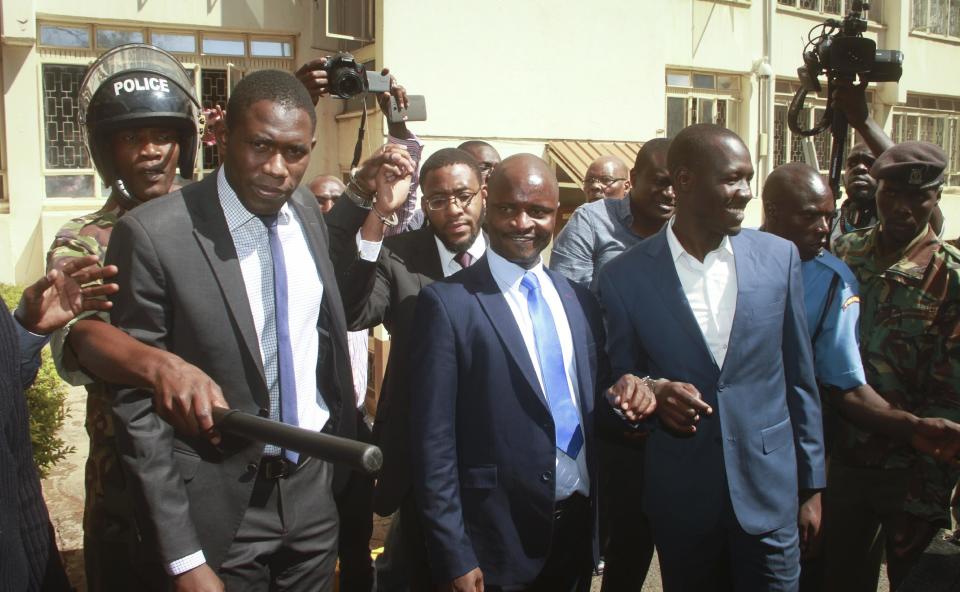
14, 312, 51, 366
166, 550, 206, 576
355, 230, 383, 262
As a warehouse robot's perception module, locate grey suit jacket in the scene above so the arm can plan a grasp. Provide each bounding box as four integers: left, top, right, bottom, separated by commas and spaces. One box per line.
106, 173, 356, 570
326, 197, 446, 515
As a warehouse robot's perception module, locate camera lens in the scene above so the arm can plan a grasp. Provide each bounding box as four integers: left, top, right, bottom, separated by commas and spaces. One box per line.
330, 69, 365, 99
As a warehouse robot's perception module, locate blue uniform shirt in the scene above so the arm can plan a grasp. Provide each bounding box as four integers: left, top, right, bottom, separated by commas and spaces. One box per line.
801, 249, 867, 390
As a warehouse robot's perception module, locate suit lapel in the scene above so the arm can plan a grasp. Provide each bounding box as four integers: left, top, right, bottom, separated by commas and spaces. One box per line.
647, 229, 715, 366
547, 268, 595, 422
723, 232, 759, 375
471, 258, 551, 411
413, 227, 445, 285
188, 175, 267, 398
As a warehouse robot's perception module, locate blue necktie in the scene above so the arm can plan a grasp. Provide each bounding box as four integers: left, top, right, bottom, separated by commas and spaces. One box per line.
520, 272, 583, 458
262, 215, 300, 463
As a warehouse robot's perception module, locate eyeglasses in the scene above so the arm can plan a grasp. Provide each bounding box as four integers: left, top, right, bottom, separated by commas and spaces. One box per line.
583, 176, 627, 188
426, 188, 481, 211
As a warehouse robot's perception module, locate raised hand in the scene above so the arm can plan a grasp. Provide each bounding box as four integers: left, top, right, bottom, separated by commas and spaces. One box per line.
16, 255, 118, 334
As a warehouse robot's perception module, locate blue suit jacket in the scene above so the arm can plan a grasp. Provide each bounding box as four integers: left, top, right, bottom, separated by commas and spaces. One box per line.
597, 227, 825, 537
409, 256, 610, 586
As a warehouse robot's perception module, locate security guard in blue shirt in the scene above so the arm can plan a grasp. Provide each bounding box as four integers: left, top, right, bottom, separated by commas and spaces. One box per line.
761, 162, 960, 591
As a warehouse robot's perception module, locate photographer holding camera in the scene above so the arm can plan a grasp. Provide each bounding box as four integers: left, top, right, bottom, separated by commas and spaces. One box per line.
830, 82, 944, 239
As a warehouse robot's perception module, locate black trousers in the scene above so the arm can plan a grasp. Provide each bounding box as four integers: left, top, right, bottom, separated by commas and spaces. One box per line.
598, 439, 654, 592
489, 494, 593, 592
335, 411, 375, 592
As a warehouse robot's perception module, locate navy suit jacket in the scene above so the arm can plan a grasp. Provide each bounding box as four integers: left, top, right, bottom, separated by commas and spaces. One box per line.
409, 256, 611, 586
597, 227, 825, 537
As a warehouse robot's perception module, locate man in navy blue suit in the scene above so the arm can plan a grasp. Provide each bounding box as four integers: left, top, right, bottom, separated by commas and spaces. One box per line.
598, 124, 825, 592
409, 154, 656, 592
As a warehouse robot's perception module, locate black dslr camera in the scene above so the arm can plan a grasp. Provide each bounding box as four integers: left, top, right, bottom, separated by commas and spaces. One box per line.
323, 53, 391, 99
787, 1, 903, 197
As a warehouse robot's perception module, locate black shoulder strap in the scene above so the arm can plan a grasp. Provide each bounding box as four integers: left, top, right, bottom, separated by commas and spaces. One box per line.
812, 273, 842, 347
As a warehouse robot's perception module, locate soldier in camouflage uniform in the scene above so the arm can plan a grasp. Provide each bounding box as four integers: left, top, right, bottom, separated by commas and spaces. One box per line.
825, 142, 960, 592
45, 44, 220, 592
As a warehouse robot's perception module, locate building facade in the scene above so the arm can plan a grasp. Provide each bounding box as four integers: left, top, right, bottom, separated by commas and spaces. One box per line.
1, 0, 959, 283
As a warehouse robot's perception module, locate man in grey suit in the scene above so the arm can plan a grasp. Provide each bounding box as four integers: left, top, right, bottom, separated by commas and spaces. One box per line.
106, 70, 385, 592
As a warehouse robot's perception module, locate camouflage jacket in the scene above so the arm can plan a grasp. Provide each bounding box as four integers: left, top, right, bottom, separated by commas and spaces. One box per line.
834, 226, 960, 527
45, 202, 139, 539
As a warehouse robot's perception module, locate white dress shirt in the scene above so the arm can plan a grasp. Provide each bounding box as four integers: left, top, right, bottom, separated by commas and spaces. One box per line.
357, 230, 486, 279
486, 249, 590, 500
218, 168, 330, 433
665, 218, 738, 368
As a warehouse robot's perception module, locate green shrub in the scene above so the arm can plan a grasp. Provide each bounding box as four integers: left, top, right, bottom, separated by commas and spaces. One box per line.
1, 283, 74, 478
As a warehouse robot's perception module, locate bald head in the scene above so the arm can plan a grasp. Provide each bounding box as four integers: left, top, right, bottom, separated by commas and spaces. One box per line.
487, 154, 559, 202
583, 155, 630, 201
309, 174, 345, 213
763, 162, 834, 260
486, 154, 559, 268
458, 140, 501, 183
668, 124, 748, 177
762, 163, 830, 212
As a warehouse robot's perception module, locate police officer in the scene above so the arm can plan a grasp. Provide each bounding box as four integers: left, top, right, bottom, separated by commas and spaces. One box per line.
828, 143, 960, 592
761, 162, 960, 591
45, 44, 226, 592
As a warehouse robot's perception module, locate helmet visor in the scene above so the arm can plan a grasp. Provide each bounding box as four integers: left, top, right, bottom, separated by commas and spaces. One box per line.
79, 43, 199, 118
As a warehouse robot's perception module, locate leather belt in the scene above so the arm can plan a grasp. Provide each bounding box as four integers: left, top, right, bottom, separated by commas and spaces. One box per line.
258, 456, 311, 480
554, 493, 588, 520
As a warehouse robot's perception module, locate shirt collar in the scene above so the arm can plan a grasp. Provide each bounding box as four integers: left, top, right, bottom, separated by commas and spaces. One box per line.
486, 247, 547, 292
665, 216, 733, 263
217, 166, 291, 231
434, 233, 487, 269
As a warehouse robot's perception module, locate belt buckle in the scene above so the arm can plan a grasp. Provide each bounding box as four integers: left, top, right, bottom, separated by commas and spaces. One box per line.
262, 458, 289, 480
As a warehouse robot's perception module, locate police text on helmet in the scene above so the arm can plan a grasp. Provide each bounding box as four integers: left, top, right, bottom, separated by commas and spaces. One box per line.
113, 77, 170, 96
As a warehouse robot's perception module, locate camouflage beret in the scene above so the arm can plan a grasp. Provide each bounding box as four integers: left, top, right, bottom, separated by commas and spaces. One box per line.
870, 141, 947, 190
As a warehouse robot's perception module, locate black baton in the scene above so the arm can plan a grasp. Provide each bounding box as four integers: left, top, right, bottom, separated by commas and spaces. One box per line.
212, 407, 382, 476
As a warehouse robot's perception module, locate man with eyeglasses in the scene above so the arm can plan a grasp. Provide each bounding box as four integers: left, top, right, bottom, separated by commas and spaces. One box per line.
326, 147, 488, 590
582, 155, 631, 202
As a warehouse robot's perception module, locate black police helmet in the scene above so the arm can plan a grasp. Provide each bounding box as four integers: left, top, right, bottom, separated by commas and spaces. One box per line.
79, 44, 201, 185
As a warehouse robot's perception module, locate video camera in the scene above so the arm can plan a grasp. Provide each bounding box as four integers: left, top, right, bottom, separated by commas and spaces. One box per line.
323, 52, 391, 99
787, 1, 903, 198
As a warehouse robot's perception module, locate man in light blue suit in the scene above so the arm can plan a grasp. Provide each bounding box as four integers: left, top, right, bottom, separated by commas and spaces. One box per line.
597, 124, 825, 592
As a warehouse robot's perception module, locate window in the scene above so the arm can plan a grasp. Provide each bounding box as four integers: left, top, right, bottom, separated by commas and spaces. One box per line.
778, 0, 881, 21
39, 24, 91, 48
151, 31, 197, 54
313, 0, 375, 50
96, 28, 144, 49
42, 64, 96, 198
251, 39, 294, 58
665, 70, 742, 139
912, 0, 960, 38
892, 94, 960, 186
773, 79, 865, 170
202, 36, 245, 57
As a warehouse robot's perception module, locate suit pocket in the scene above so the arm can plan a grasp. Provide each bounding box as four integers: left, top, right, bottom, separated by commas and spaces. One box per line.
460, 465, 498, 489
761, 418, 792, 454
172, 447, 201, 483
